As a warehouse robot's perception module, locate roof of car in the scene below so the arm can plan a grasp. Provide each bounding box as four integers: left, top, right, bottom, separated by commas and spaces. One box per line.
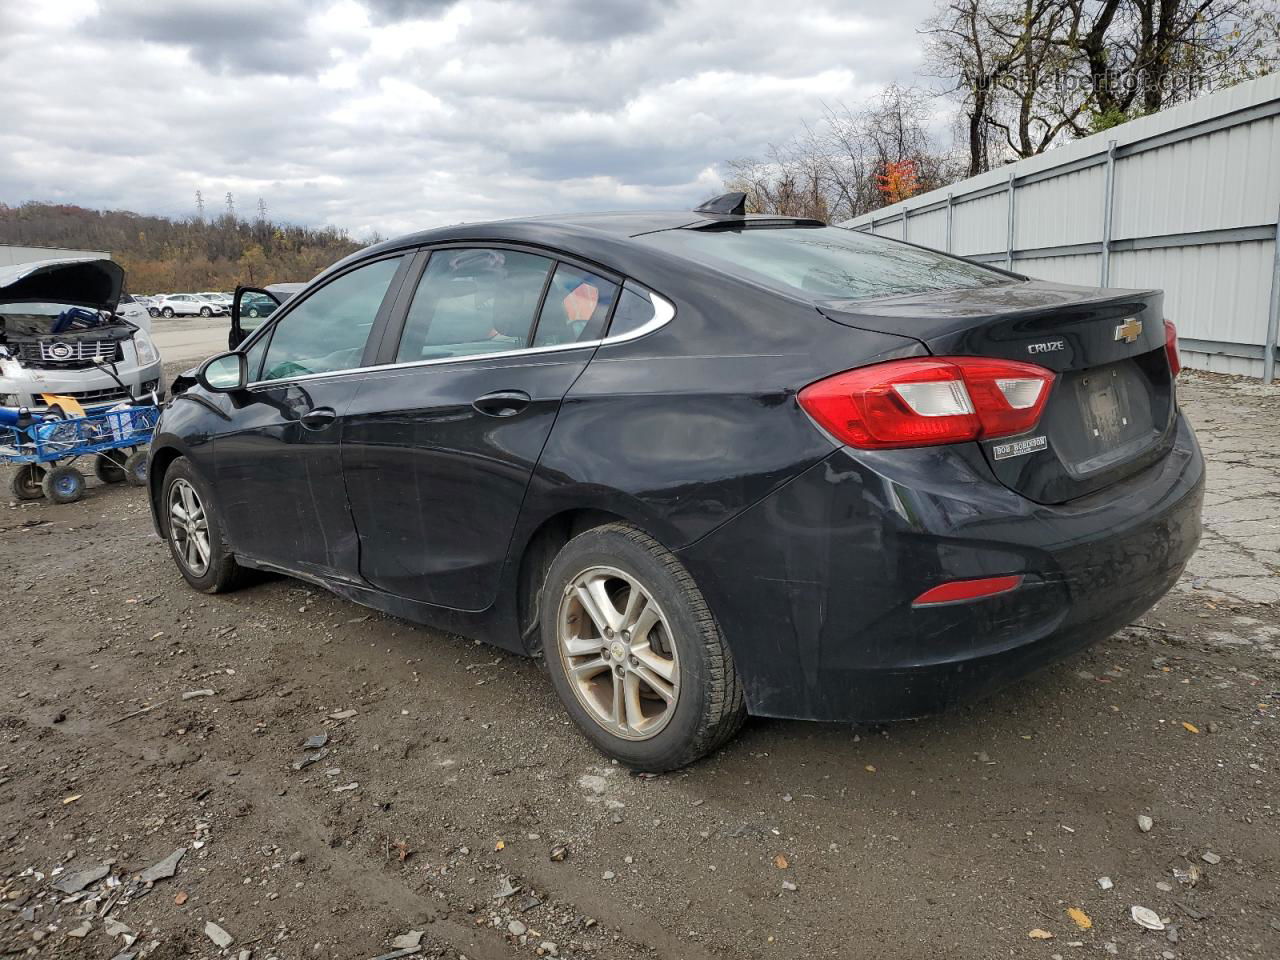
327, 209, 825, 282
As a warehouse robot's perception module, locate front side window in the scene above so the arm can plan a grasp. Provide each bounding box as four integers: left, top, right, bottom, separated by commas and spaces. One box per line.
260, 256, 401, 382
637, 225, 1007, 302
395, 248, 553, 362
530, 264, 617, 348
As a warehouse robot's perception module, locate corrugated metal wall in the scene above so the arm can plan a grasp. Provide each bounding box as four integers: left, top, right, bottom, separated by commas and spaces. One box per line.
0, 244, 110, 267
841, 74, 1280, 381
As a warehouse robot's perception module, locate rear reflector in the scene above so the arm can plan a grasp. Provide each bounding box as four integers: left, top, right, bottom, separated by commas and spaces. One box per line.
1164, 320, 1181, 377
798, 357, 1055, 449
912, 575, 1024, 607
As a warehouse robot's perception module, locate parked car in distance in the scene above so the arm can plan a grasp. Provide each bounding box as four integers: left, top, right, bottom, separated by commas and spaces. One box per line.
227, 282, 305, 349
1, 258, 163, 412
115, 293, 152, 331
154, 293, 226, 318
149, 194, 1203, 771
198, 292, 234, 309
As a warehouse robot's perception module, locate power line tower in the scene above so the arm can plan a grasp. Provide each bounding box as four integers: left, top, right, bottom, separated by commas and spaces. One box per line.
195, 190, 206, 222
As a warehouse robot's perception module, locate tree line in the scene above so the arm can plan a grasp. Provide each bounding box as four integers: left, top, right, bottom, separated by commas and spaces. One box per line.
0, 201, 366, 294
729, 0, 1278, 221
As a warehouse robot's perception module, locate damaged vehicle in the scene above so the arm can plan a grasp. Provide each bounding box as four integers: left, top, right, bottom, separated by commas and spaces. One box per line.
0, 258, 163, 410
147, 194, 1203, 771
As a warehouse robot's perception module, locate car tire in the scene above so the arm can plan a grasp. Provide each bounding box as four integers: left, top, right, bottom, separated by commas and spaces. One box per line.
200, 307, 212, 317
124, 449, 149, 487
247, 308, 260, 319
94, 451, 128, 484
11, 464, 45, 500
541, 522, 746, 772
42, 465, 85, 504
161, 457, 244, 593
162, 307, 174, 318
148, 307, 160, 318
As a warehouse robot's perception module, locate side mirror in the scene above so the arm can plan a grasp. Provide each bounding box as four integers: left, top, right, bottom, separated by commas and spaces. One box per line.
198, 352, 247, 392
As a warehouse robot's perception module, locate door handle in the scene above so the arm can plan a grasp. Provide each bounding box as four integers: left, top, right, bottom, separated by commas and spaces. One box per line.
473, 390, 531, 418
299, 407, 338, 430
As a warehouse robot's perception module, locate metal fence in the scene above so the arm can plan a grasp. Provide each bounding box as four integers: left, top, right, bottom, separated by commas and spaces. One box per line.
841, 74, 1280, 383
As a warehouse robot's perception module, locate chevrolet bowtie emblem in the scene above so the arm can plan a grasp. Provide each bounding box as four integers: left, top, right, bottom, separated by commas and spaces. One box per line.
1114, 318, 1143, 343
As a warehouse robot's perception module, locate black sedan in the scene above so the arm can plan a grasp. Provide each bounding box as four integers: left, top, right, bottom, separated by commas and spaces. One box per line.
149, 194, 1203, 771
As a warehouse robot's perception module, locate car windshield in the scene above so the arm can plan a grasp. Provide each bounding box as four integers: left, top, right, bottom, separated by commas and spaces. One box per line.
637, 224, 1008, 302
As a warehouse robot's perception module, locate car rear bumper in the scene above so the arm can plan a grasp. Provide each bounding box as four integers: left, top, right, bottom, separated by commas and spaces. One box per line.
676, 413, 1204, 722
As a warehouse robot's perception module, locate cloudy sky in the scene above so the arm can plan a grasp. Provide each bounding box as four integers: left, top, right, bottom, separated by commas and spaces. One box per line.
0, 0, 936, 238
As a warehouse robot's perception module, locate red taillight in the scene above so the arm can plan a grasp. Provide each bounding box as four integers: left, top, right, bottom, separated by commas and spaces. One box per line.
912, 575, 1024, 607
798, 357, 1055, 449
1164, 320, 1181, 377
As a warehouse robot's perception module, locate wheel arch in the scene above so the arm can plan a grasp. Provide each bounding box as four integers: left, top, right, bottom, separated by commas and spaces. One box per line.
147, 444, 185, 537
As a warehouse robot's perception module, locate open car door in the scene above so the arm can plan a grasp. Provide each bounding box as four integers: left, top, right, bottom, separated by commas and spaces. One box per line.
230, 286, 282, 350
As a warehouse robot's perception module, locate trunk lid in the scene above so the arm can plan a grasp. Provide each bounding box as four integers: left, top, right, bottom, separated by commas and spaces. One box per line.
819, 280, 1176, 504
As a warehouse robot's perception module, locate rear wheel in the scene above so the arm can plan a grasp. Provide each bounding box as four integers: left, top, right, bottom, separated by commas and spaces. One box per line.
541, 523, 746, 771
42, 465, 85, 504
161, 307, 174, 318
94, 451, 128, 484
123, 449, 149, 487
162, 458, 243, 593
11, 464, 44, 500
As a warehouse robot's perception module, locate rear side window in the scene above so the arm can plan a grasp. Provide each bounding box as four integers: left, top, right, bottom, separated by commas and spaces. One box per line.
637, 225, 1005, 302
530, 264, 617, 348
606, 286, 657, 338
396, 248, 553, 362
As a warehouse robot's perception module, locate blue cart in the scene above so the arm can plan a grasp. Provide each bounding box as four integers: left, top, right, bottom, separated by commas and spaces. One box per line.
1, 404, 159, 503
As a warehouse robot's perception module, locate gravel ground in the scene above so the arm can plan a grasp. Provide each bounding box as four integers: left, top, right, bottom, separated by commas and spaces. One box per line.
1, 371, 1277, 960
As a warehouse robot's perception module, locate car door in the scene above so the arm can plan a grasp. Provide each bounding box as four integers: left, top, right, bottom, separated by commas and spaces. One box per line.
215, 253, 411, 580
341, 245, 621, 610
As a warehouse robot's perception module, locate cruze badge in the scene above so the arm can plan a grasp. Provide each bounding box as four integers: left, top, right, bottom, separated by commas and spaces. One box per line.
1028, 339, 1065, 355
1114, 318, 1143, 343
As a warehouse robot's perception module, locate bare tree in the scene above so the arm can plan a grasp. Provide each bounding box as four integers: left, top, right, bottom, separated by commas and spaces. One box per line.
725, 85, 960, 220
926, 0, 1279, 171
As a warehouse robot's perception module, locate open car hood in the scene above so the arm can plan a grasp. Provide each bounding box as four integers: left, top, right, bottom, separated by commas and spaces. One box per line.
0, 257, 124, 313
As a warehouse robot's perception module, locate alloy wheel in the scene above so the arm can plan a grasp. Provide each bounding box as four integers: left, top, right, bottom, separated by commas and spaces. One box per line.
169, 478, 211, 576
556, 566, 680, 741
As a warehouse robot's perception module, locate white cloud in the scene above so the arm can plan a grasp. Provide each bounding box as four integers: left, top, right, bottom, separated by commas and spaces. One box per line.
0, 0, 936, 239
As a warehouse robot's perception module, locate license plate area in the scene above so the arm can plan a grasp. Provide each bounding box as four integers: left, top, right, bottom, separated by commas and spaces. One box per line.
1058, 361, 1156, 475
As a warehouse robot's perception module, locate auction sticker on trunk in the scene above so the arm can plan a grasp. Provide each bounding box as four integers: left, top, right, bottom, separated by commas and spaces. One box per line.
991, 435, 1048, 460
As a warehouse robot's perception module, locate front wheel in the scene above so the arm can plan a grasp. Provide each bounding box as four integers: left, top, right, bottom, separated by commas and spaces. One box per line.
200, 306, 212, 317
148, 307, 160, 318
42, 465, 85, 504
161, 307, 174, 318
247, 307, 260, 318
541, 523, 746, 771
161, 458, 244, 593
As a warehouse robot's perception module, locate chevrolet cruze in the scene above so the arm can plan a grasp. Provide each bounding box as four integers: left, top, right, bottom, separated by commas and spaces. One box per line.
149, 194, 1203, 770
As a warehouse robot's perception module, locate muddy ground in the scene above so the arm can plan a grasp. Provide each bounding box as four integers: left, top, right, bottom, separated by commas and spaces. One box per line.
1, 372, 1277, 960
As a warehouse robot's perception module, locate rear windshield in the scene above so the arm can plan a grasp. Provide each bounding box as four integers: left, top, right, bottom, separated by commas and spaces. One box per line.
637, 225, 1007, 301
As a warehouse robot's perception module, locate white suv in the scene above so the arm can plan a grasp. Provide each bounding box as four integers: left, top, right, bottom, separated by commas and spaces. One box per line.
155, 293, 226, 318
